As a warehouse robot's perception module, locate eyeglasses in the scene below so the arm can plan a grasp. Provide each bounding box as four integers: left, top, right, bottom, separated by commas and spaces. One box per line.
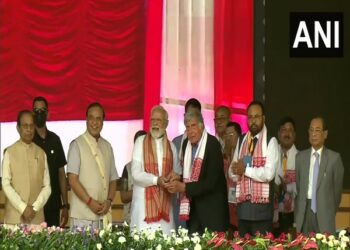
248, 115, 263, 120
33, 108, 48, 113
308, 128, 323, 135
224, 132, 236, 138
214, 117, 229, 122
20, 124, 34, 129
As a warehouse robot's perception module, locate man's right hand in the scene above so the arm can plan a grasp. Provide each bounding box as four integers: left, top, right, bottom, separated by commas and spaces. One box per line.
88, 199, 104, 215
22, 205, 35, 223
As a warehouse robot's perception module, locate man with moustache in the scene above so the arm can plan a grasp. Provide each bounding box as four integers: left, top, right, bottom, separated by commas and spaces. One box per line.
32, 96, 69, 227
231, 101, 279, 236
2, 110, 51, 225
295, 116, 344, 234
214, 106, 231, 150
130, 105, 180, 234
67, 102, 118, 230
274, 117, 298, 234
165, 110, 229, 234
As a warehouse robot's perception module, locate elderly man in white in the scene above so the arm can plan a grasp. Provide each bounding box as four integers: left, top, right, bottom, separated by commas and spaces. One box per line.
130, 105, 181, 234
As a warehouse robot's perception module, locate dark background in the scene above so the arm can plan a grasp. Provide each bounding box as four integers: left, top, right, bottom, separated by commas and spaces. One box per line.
263, 0, 350, 188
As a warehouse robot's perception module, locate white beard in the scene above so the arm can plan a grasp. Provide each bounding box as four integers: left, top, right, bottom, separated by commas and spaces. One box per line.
151, 127, 165, 139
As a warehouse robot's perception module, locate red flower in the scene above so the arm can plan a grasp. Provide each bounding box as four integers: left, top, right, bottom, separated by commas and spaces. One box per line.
303, 240, 318, 249
269, 244, 284, 250
265, 232, 275, 240
231, 242, 244, 250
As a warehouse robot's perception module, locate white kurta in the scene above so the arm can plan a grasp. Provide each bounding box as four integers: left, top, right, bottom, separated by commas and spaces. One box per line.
130, 135, 180, 234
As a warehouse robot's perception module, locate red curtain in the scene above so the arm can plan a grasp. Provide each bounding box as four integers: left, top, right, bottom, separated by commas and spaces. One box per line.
214, 0, 253, 113
0, 0, 145, 121
143, 0, 163, 130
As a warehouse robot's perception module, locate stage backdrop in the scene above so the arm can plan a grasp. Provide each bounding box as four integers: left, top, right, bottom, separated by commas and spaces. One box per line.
0, 0, 253, 173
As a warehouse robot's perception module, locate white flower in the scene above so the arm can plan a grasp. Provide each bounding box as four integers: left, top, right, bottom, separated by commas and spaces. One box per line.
175, 237, 183, 245
183, 236, 190, 242
329, 240, 334, 247
12, 225, 20, 232
191, 236, 201, 244
322, 238, 327, 244
316, 233, 324, 240
194, 244, 202, 250
108, 239, 113, 244
329, 235, 336, 241
147, 232, 155, 241
339, 230, 347, 237
341, 236, 349, 243
99, 229, 105, 238
169, 248, 175, 250
123, 221, 129, 227
133, 234, 140, 241
118, 236, 126, 244
341, 241, 348, 249
310, 237, 316, 242
96, 243, 102, 250
156, 244, 162, 250
333, 239, 340, 246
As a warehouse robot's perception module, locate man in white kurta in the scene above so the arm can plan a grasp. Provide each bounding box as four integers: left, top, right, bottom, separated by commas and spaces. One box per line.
130, 106, 181, 234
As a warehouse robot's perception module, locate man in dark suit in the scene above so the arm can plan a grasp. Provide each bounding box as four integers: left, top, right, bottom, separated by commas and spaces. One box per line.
165, 110, 229, 234
295, 116, 344, 235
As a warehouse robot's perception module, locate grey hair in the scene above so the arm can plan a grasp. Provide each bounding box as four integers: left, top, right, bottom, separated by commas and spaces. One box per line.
151, 105, 168, 120
184, 110, 204, 127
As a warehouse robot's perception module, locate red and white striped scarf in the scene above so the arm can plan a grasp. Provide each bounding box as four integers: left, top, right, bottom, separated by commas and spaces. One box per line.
236, 125, 270, 203
143, 133, 172, 223
179, 130, 207, 221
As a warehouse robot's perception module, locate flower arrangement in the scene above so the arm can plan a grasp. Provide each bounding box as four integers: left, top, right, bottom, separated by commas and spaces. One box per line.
0, 222, 349, 249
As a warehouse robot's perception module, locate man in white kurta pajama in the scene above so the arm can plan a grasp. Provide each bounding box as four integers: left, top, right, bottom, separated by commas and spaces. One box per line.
130, 106, 180, 234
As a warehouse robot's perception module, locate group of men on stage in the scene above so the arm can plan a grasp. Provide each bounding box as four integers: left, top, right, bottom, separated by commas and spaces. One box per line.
0, 97, 344, 237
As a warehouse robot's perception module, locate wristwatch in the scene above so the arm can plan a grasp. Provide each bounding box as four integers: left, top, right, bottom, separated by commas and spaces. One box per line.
61, 204, 70, 209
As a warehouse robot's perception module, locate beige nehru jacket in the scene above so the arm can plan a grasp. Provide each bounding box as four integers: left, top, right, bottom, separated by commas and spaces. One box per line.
1, 140, 51, 225
68, 132, 118, 221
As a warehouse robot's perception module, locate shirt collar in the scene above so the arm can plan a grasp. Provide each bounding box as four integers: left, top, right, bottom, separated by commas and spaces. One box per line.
311, 146, 323, 157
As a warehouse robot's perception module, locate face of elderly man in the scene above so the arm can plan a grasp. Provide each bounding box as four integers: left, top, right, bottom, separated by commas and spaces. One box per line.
150, 109, 168, 139
17, 112, 35, 144
186, 117, 204, 145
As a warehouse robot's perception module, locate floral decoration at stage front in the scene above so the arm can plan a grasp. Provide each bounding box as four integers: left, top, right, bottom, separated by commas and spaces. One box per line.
0, 222, 349, 249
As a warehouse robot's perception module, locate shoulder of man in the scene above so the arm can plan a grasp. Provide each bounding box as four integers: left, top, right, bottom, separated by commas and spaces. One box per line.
172, 134, 183, 143
46, 129, 61, 140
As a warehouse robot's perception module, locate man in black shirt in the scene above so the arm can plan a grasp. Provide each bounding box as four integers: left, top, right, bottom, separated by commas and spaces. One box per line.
32, 96, 69, 227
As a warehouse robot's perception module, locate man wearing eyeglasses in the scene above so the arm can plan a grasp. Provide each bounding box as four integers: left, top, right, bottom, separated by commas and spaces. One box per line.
214, 106, 231, 151
32, 96, 69, 227
1, 110, 51, 226
295, 116, 344, 235
230, 101, 279, 236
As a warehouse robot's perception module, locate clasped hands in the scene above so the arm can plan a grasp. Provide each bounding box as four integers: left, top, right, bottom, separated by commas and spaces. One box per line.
88, 199, 112, 215
230, 158, 246, 176
22, 205, 36, 223
158, 172, 185, 194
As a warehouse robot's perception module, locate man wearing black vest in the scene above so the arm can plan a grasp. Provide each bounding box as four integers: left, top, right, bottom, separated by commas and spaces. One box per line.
230, 101, 279, 236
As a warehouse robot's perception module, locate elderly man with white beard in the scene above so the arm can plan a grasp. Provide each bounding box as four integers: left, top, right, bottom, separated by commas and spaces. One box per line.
130, 105, 181, 234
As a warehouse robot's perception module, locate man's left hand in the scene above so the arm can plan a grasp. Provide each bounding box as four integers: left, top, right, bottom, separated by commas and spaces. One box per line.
98, 200, 112, 215
60, 208, 69, 227
164, 181, 185, 193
